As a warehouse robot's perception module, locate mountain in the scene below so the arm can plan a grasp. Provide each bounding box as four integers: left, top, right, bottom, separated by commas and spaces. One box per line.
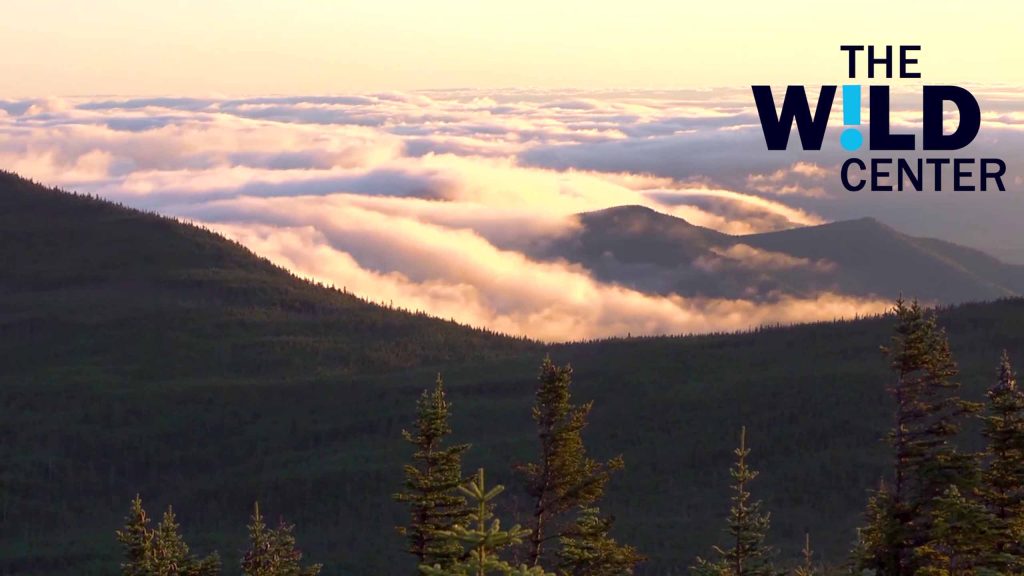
534, 205, 1024, 303
0, 170, 535, 383
4, 172, 1024, 575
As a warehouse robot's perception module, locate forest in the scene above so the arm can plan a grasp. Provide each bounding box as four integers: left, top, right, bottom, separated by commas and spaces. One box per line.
109, 299, 1024, 575
4, 171, 1024, 574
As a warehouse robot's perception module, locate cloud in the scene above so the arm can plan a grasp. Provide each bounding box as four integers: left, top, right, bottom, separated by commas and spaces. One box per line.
7, 88, 1018, 339
747, 162, 829, 197
210, 221, 886, 342
696, 244, 835, 273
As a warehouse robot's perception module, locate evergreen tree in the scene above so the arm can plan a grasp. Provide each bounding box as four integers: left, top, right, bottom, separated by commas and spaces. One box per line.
858, 299, 980, 575
556, 507, 643, 576
116, 495, 156, 576
519, 358, 624, 567
151, 507, 221, 576
979, 351, 1024, 571
852, 482, 902, 576
914, 486, 994, 575
116, 496, 220, 576
793, 534, 815, 576
395, 376, 472, 569
693, 427, 776, 576
420, 469, 552, 576
241, 502, 321, 576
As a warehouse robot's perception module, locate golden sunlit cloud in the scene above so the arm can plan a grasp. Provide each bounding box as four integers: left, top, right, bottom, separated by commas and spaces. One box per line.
2, 90, 1022, 339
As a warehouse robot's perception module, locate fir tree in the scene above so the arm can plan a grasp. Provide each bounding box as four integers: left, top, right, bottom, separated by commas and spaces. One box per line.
556, 507, 643, 576
858, 299, 980, 575
519, 358, 624, 567
694, 427, 776, 576
420, 469, 553, 576
395, 376, 472, 569
241, 502, 322, 576
979, 351, 1024, 571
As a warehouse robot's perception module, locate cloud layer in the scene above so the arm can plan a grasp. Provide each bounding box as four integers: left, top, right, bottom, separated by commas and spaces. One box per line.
3, 89, 1019, 340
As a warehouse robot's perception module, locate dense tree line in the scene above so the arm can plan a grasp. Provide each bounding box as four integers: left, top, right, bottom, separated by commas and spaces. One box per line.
109, 298, 1024, 574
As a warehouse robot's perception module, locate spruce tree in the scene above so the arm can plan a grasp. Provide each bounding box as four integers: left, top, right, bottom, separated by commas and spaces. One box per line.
556, 507, 643, 576
914, 486, 994, 575
395, 376, 471, 569
693, 427, 776, 576
116, 496, 220, 576
852, 482, 902, 575
858, 299, 980, 575
420, 469, 552, 576
151, 507, 221, 576
117, 495, 156, 576
979, 351, 1024, 570
519, 357, 624, 567
241, 502, 322, 576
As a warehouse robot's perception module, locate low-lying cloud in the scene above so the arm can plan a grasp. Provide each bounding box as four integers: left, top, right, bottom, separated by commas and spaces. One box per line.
3, 89, 1018, 339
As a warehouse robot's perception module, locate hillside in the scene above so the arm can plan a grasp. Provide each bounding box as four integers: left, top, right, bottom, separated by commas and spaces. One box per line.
3, 173, 1024, 574
0, 171, 536, 383
535, 205, 1024, 302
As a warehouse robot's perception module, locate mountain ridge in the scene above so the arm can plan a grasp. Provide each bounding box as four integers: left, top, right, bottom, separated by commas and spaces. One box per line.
543, 204, 1024, 303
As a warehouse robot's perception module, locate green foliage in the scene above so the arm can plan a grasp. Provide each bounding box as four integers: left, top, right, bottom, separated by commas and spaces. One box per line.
852, 483, 903, 575
556, 506, 643, 576
115, 496, 220, 576
978, 352, 1024, 571
913, 486, 995, 576
240, 502, 321, 576
689, 557, 730, 576
695, 428, 776, 576
858, 299, 981, 575
116, 496, 156, 576
420, 469, 552, 576
518, 358, 624, 567
395, 376, 472, 569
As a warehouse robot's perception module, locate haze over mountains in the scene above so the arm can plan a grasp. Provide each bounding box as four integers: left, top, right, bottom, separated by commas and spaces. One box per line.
540, 205, 1024, 304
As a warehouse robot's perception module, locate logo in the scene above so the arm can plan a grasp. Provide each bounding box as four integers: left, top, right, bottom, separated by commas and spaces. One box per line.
752, 45, 1007, 192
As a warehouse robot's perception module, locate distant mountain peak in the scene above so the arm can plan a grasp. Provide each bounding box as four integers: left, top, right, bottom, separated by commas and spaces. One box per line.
847, 216, 890, 228
582, 204, 688, 222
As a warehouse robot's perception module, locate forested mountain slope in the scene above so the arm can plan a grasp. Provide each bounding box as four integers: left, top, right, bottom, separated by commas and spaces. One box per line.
3, 172, 1024, 574
0, 171, 535, 383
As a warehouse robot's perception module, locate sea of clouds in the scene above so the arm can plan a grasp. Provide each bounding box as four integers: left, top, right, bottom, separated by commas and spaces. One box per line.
2, 88, 1022, 340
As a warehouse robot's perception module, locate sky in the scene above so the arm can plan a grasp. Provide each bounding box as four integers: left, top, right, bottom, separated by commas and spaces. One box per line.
2, 2, 1023, 341
1, 0, 1022, 95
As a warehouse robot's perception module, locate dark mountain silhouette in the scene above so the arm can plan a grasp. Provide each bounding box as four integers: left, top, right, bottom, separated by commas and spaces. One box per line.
534, 205, 1024, 302
4, 172, 1024, 575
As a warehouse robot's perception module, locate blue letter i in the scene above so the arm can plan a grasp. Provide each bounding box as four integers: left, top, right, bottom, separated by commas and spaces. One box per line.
840, 84, 863, 151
